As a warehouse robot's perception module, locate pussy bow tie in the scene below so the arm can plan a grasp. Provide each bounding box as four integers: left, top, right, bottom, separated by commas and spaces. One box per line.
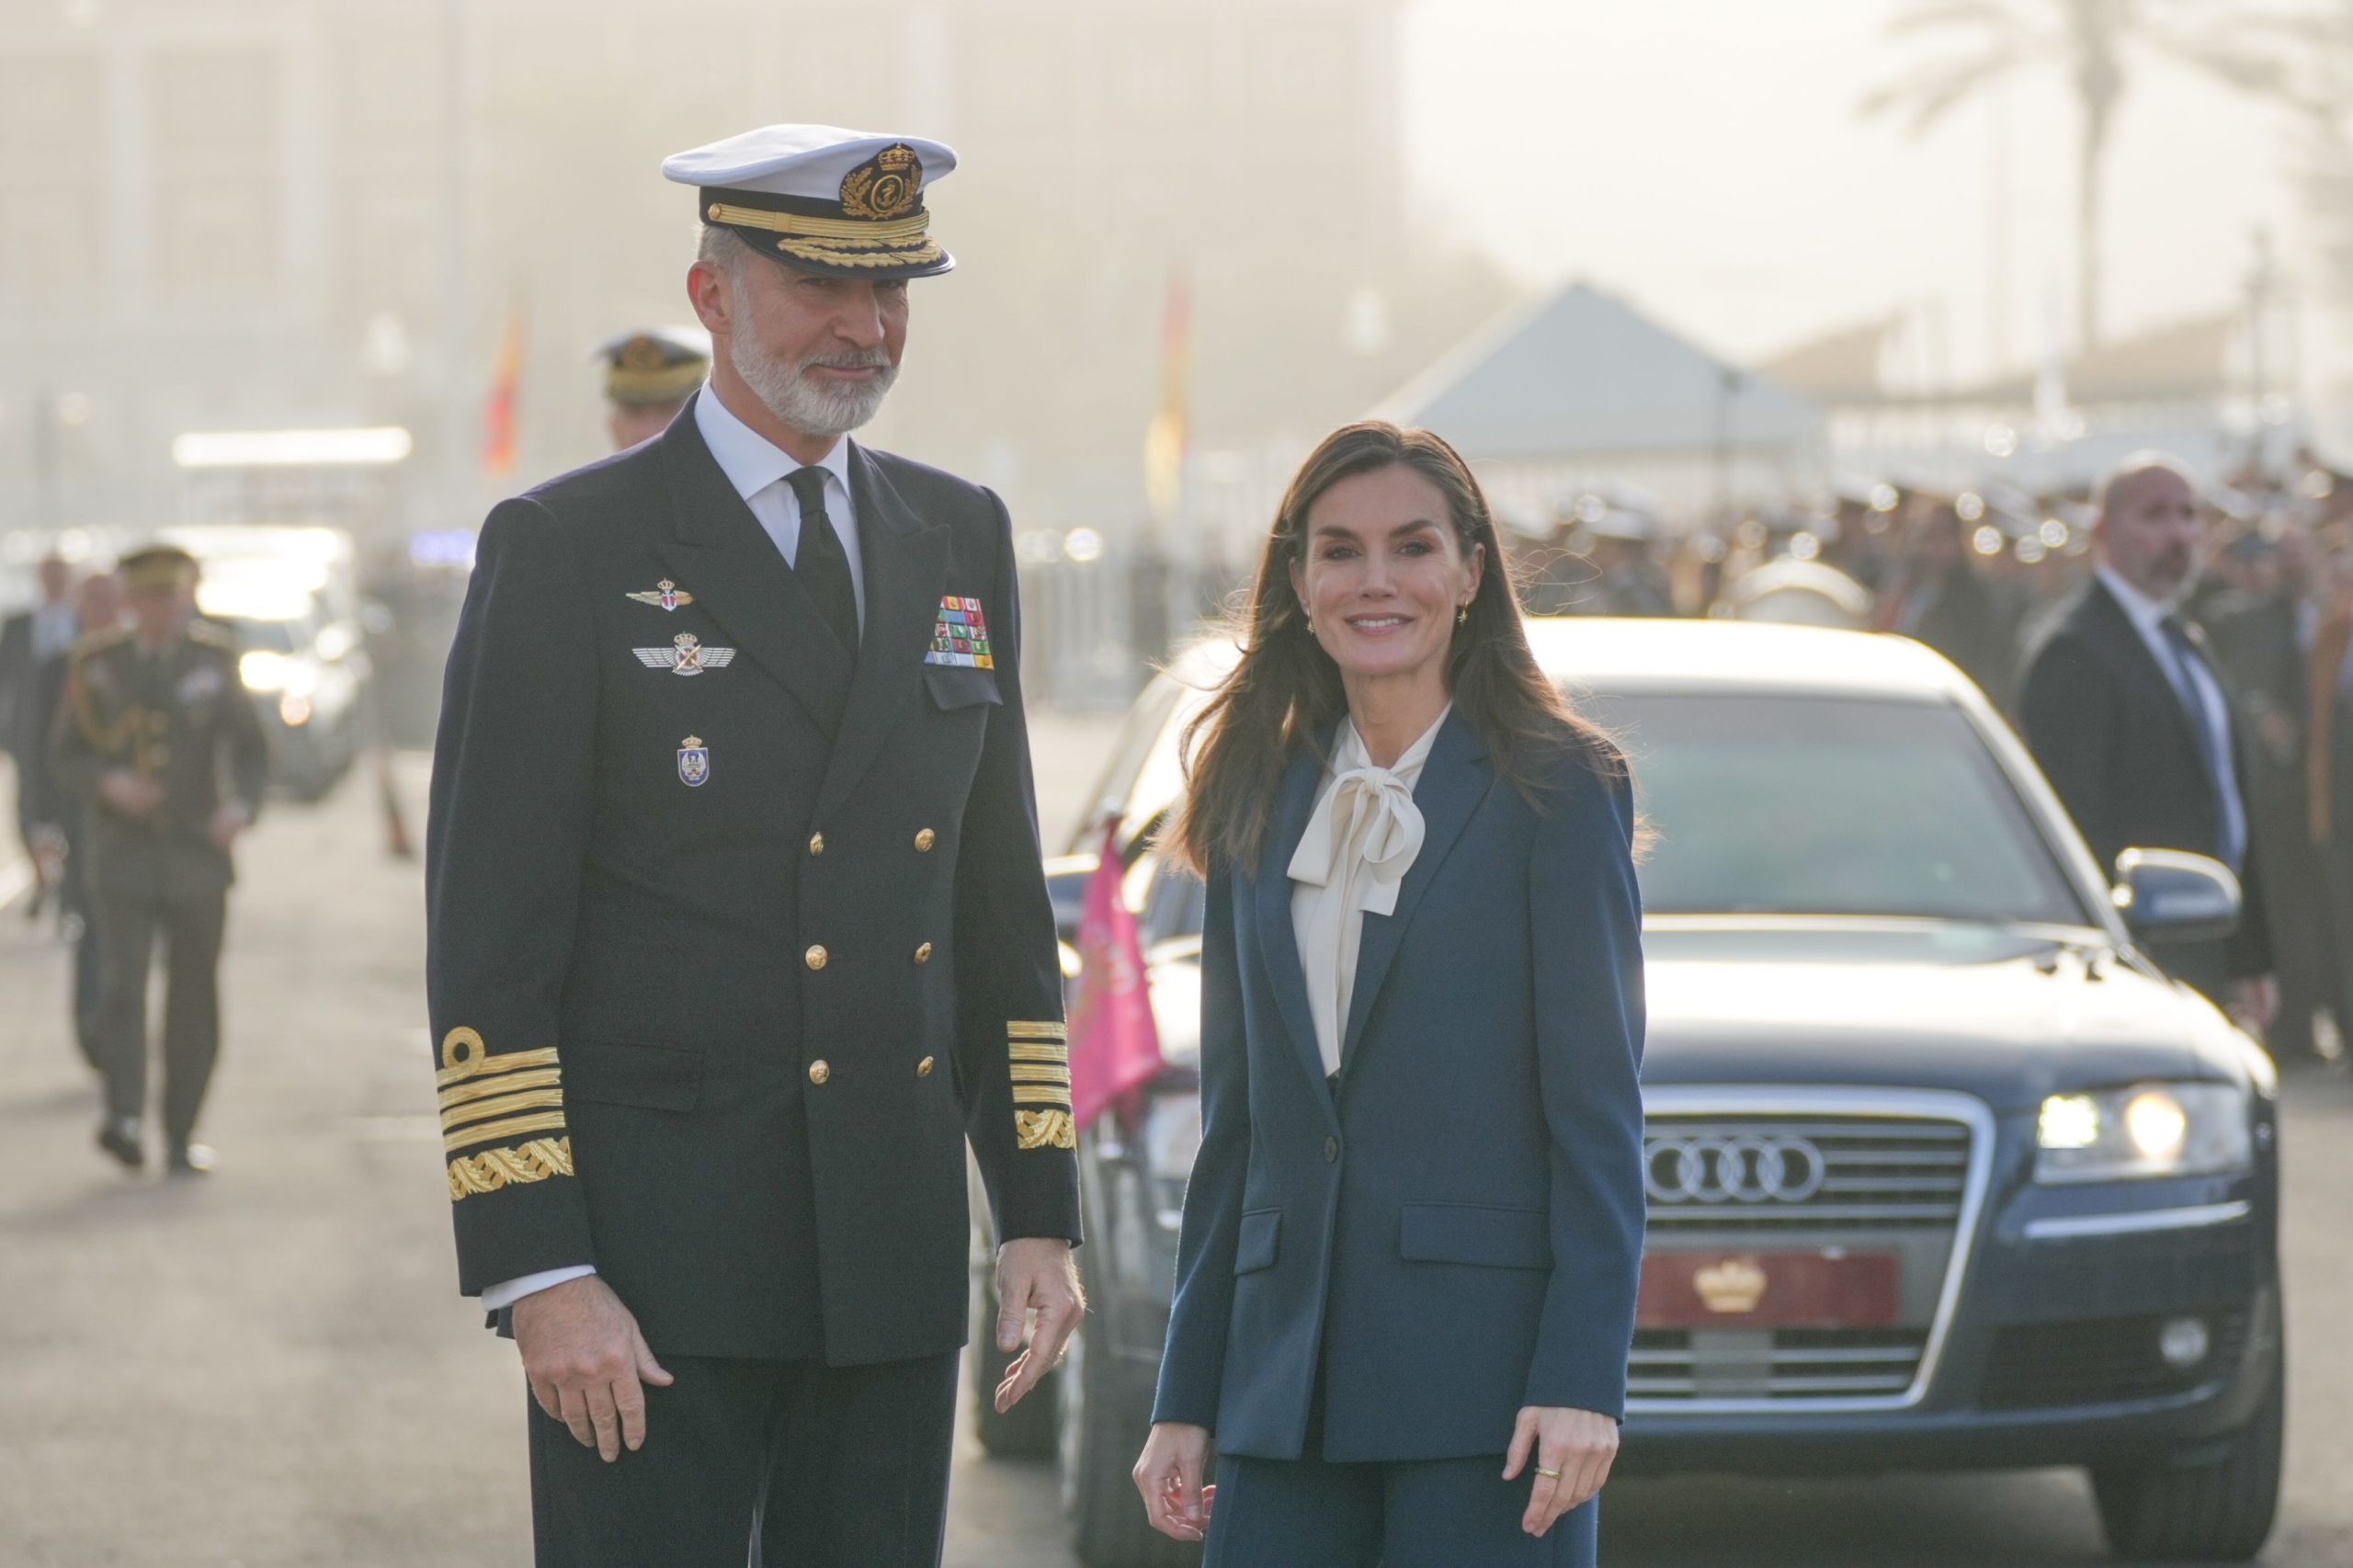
1288, 762, 1426, 917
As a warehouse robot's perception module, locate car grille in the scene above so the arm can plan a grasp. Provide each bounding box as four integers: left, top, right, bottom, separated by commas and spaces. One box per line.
1643, 1114, 1972, 1233
1979, 1310, 2252, 1411
1630, 1327, 1928, 1400
1632, 1094, 1991, 1412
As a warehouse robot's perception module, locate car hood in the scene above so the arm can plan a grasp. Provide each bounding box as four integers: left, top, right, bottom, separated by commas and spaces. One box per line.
1640, 922, 2256, 1110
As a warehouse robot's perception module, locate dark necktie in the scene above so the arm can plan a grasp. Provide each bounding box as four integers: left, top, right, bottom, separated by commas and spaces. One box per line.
785, 467, 858, 653
2159, 614, 2246, 869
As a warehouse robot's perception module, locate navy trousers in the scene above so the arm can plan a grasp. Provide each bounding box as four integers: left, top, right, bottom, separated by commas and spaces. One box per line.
526, 1351, 958, 1568
1203, 1369, 1599, 1568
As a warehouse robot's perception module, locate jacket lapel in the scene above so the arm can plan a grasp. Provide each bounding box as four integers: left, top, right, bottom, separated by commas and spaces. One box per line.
813, 444, 951, 820
652, 393, 854, 736
1339, 709, 1494, 1066
1253, 735, 1338, 1119
2084, 580, 2214, 780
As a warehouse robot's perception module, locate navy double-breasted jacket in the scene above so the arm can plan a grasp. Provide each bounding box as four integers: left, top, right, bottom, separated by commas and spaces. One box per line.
1152, 710, 1646, 1461
426, 398, 1078, 1366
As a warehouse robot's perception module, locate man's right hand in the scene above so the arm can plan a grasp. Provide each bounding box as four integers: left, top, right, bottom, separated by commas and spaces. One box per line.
513, 1274, 674, 1461
97, 770, 164, 818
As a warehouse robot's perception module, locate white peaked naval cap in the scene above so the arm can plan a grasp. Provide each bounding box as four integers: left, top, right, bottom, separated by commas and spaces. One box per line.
665, 124, 960, 278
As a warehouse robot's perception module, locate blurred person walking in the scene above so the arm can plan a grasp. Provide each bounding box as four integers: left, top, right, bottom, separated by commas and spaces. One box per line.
1873, 496, 2014, 701
4, 552, 80, 911
22, 569, 125, 1068
426, 126, 1079, 1568
51, 546, 267, 1172
1133, 423, 1646, 1567
597, 325, 710, 450
2015, 455, 2275, 1024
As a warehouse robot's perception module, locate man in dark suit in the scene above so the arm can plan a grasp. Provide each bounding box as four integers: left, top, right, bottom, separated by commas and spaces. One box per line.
2015, 454, 2275, 1023
23, 568, 124, 1067
4, 553, 79, 895
426, 125, 1082, 1568
1877, 495, 2017, 703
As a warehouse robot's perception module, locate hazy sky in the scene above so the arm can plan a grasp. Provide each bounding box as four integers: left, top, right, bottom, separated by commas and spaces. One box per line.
1401, 0, 2312, 382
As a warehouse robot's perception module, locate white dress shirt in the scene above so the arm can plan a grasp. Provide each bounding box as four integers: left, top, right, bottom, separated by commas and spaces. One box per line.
1288, 706, 1449, 1078
2096, 565, 2248, 869
693, 385, 866, 629
475, 394, 870, 1316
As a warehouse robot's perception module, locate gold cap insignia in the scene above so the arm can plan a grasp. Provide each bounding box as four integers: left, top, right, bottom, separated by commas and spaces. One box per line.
841, 143, 923, 221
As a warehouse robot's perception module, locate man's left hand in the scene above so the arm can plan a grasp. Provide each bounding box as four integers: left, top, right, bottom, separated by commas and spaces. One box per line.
992, 1236, 1082, 1414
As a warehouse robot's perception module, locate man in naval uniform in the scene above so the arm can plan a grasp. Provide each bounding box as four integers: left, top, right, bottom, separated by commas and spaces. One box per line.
52, 545, 268, 1172
426, 125, 1083, 1567
596, 325, 710, 451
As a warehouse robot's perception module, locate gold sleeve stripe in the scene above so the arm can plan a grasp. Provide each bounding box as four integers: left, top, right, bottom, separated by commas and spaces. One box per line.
1008, 1064, 1072, 1084
445, 1110, 569, 1155
1008, 1043, 1070, 1062
1016, 1109, 1076, 1150
439, 1088, 567, 1132
438, 1068, 562, 1110
1012, 1085, 1074, 1107
437, 1040, 561, 1090
448, 1137, 574, 1201
1006, 1021, 1068, 1041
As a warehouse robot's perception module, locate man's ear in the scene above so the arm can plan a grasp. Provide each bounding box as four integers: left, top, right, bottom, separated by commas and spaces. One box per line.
687, 260, 730, 336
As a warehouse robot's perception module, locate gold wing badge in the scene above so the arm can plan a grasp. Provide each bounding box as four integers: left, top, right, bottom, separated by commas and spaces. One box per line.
634, 631, 735, 676
625, 579, 695, 611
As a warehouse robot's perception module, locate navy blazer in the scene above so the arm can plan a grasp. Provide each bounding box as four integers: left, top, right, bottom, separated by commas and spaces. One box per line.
1152, 709, 1647, 1462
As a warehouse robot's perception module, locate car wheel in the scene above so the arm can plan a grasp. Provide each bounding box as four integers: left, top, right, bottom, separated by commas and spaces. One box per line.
2090, 1356, 2283, 1561
968, 1270, 1059, 1458
1059, 1315, 1202, 1567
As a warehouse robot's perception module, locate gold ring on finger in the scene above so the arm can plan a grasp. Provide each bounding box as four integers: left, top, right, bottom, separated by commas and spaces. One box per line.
1535, 1466, 1562, 1478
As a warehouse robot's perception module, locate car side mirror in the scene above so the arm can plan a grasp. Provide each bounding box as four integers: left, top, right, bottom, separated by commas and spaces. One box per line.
2112, 848, 2242, 944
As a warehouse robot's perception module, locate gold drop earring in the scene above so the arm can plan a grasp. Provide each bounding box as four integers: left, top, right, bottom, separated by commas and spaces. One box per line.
1456, 603, 1470, 625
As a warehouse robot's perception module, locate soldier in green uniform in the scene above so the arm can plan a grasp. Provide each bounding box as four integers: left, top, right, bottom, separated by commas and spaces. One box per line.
51, 545, 269, 1173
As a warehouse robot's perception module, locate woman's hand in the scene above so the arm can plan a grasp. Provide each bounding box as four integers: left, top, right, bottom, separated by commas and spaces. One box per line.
1133, 1421, 1214, 1541
1502, 1404, 1618, 1537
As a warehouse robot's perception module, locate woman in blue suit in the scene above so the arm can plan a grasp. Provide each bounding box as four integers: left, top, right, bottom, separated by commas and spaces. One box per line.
1131, 422, 1646, 1565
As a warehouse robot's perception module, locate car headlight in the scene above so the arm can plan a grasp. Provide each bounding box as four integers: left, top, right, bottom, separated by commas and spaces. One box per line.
239, 650, 289, 691
2035, 1082, 2252, 1183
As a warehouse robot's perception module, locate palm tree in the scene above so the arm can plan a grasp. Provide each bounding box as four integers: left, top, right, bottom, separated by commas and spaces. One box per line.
1863, 0, 2296, 348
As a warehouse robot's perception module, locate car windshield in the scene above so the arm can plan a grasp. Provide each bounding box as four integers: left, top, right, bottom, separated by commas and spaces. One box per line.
1131, 686, 2090, 937
1585, 690, 2087, 925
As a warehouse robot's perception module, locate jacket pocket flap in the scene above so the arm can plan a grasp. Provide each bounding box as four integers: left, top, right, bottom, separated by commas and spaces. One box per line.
561, 1040, 702, 1112
1398, 1203, 1552, 1269
1234, 1208, 1281, 1274
924, 665, 1003, 710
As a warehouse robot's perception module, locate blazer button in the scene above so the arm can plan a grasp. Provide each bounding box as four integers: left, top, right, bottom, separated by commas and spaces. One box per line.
804, 944, 828, 971
914, 941, 933, 965
808, 832, 825, 857
809, 1060, 830, 1085
916, 1056, 936, 1078
914, 827, 937, 853
1324, 1136, 1339, 1164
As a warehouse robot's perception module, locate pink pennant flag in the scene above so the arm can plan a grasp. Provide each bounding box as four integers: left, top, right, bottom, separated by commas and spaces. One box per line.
1068, 821, 1163, 1130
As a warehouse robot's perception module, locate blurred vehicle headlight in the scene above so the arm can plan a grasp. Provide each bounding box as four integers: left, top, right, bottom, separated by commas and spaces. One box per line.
279, 693, 313, 727
1139, 1088, 1201, 1231
2035, 1083, 2252, 1183
240, 650, 290, 691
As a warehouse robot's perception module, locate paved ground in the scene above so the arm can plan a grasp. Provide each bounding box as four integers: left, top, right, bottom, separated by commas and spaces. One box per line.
0, 721, 2348, 1567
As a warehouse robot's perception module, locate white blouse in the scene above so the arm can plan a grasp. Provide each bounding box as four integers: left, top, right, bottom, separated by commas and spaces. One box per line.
1288, 705, 1450, 1078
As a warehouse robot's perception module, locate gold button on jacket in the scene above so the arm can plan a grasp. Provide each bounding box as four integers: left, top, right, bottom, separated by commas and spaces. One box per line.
804, 944, 828, 971
914, 827, 936, 852
916, 1056, 936, 1078
914, 941, 933, 965
808, 1060, 831, 1085
808, 832, 825, 856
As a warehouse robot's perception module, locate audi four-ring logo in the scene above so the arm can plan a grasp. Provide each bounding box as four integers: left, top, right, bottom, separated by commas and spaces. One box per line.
1643, 1134, 1826, 1204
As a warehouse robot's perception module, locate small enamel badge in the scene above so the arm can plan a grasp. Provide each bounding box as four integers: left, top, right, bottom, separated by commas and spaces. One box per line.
677, 735, 710, 787
634, 631, 735, 676
626, 579, 695, 611
924, 594, 995, 670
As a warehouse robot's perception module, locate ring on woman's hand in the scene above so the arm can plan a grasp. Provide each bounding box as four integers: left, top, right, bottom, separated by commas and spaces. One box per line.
1535, 1467, 1562, 1479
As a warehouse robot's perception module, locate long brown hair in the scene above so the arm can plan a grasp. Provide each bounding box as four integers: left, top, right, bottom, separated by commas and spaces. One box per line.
1165, 421, 1621, 877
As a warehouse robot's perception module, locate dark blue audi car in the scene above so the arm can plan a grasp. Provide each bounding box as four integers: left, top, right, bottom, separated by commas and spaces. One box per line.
974, 619, 2283, 1567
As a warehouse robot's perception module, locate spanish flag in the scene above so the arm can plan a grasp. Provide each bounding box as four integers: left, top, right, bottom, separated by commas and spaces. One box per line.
481, 305, 525, 478
1142, 267, 1190, 529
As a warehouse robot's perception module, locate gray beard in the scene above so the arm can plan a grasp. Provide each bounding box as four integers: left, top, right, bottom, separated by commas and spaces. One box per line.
730, 335, 897, 439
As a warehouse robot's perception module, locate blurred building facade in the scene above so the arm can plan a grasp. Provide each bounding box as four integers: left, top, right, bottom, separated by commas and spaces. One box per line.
0, 0, 1507, 583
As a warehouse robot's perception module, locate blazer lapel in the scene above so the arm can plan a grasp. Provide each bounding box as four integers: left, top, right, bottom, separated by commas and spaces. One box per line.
814, 444, 951, 820
1253, 736, 1338, 1118
1338, 709, 1495, 1066
653, 394, 853, 735
2085, 580, 2213, 776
